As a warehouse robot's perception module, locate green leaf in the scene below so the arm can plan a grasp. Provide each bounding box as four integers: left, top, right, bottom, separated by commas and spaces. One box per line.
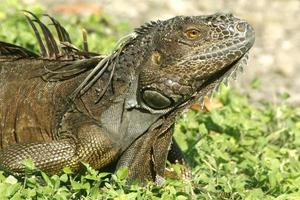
62, 167, 73, 175
4, 175, 18, 185
41, 172, 52, 186
60, 174, 69, 183
21, 159, 36, 171
0, 3, 299, 199
116, 167, 129, 180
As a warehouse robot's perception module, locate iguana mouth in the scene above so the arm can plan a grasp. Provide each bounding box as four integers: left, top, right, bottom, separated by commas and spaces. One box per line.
209, 52, 247, 85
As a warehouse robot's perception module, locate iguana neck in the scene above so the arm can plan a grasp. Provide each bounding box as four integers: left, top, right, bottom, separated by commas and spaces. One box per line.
73, 36, 152, 120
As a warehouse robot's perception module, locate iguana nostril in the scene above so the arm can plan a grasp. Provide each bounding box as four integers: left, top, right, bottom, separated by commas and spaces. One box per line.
217, 14, 227, 21
236, 22, 246, 32
228, 25, 235, 34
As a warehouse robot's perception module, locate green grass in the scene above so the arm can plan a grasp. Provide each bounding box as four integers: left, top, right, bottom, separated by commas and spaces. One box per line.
1, 1, 299, 199
0, 0, 129, 54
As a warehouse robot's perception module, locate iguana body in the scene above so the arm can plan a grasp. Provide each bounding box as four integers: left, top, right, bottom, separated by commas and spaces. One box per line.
0, 13, 255, 181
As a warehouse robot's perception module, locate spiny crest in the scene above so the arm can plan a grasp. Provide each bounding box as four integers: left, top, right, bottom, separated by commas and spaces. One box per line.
0, 11, 99, 61
134, 20, 160, 35
41, 56, 104, 82
23, 11, 100, 60
0, 11, 133, 103
69, 32, 134, 103
0, 41, 38, 59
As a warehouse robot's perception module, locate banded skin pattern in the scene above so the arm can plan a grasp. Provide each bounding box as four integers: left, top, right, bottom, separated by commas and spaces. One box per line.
0, 12, 255, 181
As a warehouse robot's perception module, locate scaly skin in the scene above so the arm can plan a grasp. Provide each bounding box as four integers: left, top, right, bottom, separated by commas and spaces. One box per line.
0, 13, 255, 181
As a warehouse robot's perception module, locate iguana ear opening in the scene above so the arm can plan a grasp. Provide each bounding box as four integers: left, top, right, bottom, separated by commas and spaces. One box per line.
151, 52, 161, 65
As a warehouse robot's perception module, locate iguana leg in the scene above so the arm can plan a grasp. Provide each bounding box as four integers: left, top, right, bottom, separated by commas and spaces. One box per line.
0, 114, 121, 174
116, 125, 191, 182
115, 130, 161, 181
116, 124, 174, 182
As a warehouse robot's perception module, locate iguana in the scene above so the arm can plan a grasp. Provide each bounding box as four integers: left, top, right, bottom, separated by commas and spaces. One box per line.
0, 12, 255, 181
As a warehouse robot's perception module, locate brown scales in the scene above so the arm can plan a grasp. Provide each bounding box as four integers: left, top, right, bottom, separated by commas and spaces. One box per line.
0, 12, 255, 182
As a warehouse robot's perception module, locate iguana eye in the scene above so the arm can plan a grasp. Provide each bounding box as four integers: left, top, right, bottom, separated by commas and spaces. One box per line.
142, 90, 172, 109
184, 29, 201, 40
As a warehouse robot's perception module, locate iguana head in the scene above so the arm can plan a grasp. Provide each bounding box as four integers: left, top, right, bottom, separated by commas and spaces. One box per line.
135, 13, 255, 113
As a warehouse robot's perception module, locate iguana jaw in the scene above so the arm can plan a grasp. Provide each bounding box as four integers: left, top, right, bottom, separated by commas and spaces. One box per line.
198, 52, 249, 98
192, 62, 249, 115
198, 34, 255, 91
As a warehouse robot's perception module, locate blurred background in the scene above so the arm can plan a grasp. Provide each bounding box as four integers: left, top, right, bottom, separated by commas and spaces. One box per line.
2, 0, 300, 105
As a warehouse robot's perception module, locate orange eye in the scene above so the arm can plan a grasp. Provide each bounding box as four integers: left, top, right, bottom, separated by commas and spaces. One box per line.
185, 29, 201, 40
